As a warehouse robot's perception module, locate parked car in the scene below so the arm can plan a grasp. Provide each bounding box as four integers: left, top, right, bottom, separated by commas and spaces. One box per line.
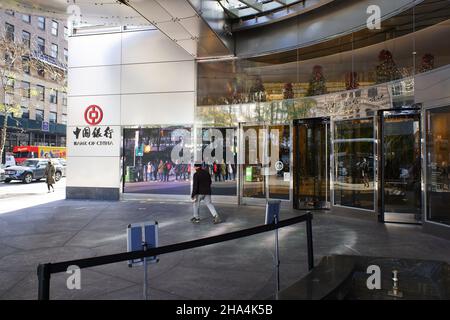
5, 154, 16, 167
4, 159, 64, 184
0, 165, 5, 182
54, 158, 67, 177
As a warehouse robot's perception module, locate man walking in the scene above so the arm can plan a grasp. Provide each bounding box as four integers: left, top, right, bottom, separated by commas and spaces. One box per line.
191, 163, 221, 224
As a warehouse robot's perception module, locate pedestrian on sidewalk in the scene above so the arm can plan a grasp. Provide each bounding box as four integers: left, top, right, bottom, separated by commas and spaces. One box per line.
191, 163, 221, 224
44, 159, 56, 193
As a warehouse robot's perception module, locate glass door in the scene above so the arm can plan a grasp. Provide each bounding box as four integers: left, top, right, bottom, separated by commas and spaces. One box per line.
294, 118, 330, 209
425, 105, 450, 227
333, 118, 377, 211
268, 125, 291, 200
239, 123, 291, 204
381, 111, 422, 223
241, 124, 266, 200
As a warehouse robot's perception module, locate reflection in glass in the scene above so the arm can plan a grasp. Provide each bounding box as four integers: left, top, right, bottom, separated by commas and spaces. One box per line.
294, 118, 330, 209
201, 127, 237, 196
242, 125, 265, 199
241, 124, 291, 200
123, 127, 192, 195
333, 118, 375, 210
426, 106, 450, 226
383, 113, 421, 223
268, 125, 290, 200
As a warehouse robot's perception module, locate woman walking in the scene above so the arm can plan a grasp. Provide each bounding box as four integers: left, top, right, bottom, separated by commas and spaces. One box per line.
44, 159, 56, 193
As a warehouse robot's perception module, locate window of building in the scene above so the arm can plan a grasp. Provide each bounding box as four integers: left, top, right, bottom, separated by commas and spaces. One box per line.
49, 112, 57, 124
51, 20, 58, 36
5, 23, 14, 41
22, 14, 31, 24
35, 109, 44, 122
64, 48, 68, 63
5, 77, 15, 92
38, 16, 45, 30
64, 26, 69, 40
37, 85, 45, 101
4, 52, 11, 65
51, 43, 58, 59
62, 92, 67, 106
22, 30, 31, 48
22, 56, 30, 74
61, 114, 67, 125
4, 94, 13, 105
21, 106, 29, 119
49, 89, 58, 104
37, 67, 45, 78
37, 37, 45, 54
22, 81, 30, 98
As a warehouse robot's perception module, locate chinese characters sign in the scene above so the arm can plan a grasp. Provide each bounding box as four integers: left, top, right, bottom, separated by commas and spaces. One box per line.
68, 124, 120, 156
68, 105, 119, 156
72, 126, 114, 146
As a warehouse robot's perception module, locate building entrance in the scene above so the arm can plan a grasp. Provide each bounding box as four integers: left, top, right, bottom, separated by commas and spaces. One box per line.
381, 110, 422, 224
238, 123, 291, 205
293, 118, 330, 210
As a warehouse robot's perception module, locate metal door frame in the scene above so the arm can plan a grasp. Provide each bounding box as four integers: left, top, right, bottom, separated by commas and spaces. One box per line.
293, 117, 331, 210
330, 115, 379, 214
238, 122, 293, 206
379, 108, 422, 224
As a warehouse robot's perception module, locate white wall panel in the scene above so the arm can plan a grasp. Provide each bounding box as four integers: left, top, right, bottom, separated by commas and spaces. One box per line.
67, 95, 121, 126
66, 156, 121, 188
68, 33, 122, 68
68, 66, 121, 97
121, 30, 193, 64
121, 61, 195, 94
121, 92, 195, 125
67, 125, 121, 157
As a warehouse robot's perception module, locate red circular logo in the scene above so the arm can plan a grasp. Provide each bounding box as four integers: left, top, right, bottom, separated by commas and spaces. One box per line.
84, 105, 103, 125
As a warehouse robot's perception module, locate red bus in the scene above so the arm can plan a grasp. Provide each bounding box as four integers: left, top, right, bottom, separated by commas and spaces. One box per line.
13, 146, 67, 164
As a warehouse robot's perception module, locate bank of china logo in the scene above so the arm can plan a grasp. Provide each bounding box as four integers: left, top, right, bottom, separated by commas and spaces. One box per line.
84, 105, 103, 126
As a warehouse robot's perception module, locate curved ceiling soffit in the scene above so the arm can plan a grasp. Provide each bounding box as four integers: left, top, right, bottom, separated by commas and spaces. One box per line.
233, 0, 426, 58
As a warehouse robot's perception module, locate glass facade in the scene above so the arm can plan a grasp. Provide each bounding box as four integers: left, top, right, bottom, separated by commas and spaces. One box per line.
294, 118, 330, 209
333, 118, 376, 211
199, 127, 237, 196
123, 127, 192, 195
382, 112, 422, 223
197, 18, 450, 106
426, 106, 450, 226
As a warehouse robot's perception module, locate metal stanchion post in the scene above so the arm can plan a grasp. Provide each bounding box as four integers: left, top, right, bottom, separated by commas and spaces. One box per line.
142, 242, 148, 300
274, 215, 280, 300
37, 263, 51, 300
306, 212, 314, 271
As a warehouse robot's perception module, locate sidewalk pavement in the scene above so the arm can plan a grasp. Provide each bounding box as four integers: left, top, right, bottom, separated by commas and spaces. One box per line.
0, 198, 449, 300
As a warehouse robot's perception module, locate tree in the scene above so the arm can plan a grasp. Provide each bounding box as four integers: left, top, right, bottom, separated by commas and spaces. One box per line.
0, 32, 66, 162
306, 65, 327, 97
375, 49, 401, 84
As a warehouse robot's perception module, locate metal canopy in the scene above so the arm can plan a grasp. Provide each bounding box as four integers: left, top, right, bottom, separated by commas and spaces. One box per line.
218, 0, 302, 18
0, 0, 233, 58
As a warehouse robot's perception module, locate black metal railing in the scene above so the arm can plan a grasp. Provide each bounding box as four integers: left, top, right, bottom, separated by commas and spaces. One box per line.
37, 212, 313, 300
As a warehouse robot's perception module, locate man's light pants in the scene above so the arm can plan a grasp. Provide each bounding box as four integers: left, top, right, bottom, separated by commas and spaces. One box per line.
193, 195, 218, 218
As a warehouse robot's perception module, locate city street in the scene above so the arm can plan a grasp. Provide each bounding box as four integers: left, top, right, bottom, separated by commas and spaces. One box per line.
0, 178, 66, 215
